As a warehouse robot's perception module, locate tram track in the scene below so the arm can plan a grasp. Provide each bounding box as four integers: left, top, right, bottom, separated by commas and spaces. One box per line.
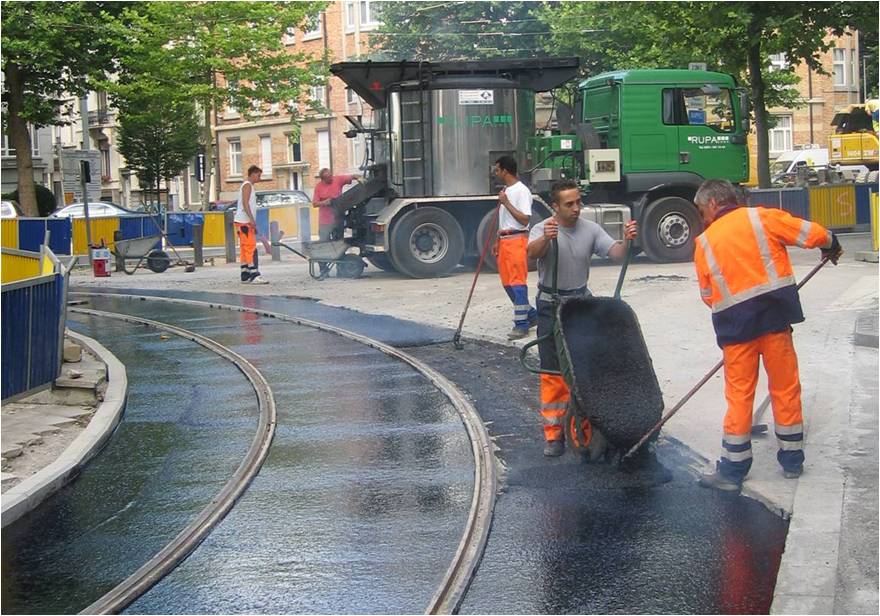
70, 292, 498, 614
68, 307, 277, 615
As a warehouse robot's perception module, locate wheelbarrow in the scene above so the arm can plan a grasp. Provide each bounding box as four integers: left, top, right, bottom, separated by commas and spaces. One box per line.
111, 235, 172, 275
520, 238, 663, 452
274, 239, 366, 279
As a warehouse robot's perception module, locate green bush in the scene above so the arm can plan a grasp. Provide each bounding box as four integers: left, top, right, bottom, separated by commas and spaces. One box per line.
1, 184, 58, 217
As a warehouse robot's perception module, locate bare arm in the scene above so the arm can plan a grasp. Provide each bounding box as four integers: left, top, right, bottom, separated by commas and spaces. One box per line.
527, 218, 558, 259
606, 220, 638, 261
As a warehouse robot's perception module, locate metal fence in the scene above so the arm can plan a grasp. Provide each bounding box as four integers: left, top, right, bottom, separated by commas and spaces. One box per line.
1, 249, 73, 401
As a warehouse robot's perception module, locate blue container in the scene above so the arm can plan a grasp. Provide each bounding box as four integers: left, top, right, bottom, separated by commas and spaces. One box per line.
164, 213, 204, 246
46, 219, 72, 255
119, 216, 145, 240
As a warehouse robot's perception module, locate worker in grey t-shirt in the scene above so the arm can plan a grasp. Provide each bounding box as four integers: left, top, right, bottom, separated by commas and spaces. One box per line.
526, 179, 637, 459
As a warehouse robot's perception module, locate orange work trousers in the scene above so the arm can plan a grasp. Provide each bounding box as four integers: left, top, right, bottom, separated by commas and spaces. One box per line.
497, 234, 535, 328
235, 222, 260, 281
719, 329, 804, 480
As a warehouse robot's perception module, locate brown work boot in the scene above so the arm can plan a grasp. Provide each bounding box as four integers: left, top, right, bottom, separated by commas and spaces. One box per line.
698, 470, 742, 493
507, 326, 529, 341
543, 440, 565, 457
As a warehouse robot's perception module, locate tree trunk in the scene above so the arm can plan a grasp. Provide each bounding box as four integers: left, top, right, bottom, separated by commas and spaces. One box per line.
202, 105, 213, 210
747, 18, 771, 189
5, 62, 39, 217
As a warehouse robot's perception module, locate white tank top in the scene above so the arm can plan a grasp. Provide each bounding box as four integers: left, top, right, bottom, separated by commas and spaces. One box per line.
234, 180, 257, 224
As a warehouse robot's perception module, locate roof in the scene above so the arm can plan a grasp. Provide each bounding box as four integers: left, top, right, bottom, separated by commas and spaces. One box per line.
580, 69, 738, 89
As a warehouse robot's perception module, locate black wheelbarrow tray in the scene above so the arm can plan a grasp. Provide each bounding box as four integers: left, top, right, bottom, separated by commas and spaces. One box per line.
554, 296, 663, 449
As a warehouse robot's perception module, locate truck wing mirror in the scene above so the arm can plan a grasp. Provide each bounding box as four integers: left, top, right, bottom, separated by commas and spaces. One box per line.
737, 89, 750, 134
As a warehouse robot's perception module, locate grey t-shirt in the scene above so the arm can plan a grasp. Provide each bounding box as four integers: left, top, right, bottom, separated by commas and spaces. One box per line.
529, 217, 617, 291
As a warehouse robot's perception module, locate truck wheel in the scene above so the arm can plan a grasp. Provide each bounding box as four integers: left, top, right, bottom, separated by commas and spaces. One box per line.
146, 250, 171, 273
642, 196, 702, 263
365, 253, 396, 272
390, 207, 465, 278
476, 210, 499, 272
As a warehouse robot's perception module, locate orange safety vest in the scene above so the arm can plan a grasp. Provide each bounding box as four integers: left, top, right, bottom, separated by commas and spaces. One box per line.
693, 205, 832, 346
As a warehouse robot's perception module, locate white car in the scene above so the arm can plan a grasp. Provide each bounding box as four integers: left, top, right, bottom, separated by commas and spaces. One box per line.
50, 202, 138, 218
1, 200, 18, 219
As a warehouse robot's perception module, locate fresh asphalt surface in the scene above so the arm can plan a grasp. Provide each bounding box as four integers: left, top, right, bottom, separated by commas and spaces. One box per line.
3, 290, 787, 613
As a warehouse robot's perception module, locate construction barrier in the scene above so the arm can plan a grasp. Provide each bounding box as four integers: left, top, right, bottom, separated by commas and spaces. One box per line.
2, 219, 18, 248
202, 212, 227, 247
871, 192, 879, 253
72, 217, 120, 255
1, 248, 42, 284
807, 185, 857, 229
1, 246, 71, 401
0, 218, 72, 255
855, 184, 879, 226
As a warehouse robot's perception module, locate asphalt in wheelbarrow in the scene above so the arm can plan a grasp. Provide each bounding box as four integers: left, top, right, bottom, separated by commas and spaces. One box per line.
557, 296, 663, 450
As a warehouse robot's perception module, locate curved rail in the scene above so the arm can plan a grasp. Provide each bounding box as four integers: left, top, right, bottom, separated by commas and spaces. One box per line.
72, 291, 497, 614
70, 307, 277, 615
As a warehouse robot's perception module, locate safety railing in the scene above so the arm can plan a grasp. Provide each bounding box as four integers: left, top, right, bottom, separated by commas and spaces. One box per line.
1, 240, 74, 401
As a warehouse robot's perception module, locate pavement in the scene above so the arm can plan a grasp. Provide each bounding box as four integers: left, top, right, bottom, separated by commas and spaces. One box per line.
5, 232, 877, 613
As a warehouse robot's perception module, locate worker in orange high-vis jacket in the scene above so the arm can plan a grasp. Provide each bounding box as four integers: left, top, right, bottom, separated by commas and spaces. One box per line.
492, 155, 537, 340
692, 179, 842, 492
527, 179, 638, 458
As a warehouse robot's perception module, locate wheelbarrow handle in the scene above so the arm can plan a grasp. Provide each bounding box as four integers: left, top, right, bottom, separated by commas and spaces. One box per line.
519, 333, 561, 376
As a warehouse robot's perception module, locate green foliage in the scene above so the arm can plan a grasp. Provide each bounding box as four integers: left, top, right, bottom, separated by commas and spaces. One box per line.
117, 96, 201, 190
0, 1, 125, 128
106, 1, 329, 121
369, 1, 550, 61
2, 185, 58, 217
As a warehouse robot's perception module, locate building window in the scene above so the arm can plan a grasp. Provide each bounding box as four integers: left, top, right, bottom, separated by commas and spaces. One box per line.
345, 1, 355, 30
289, 171, 301, 191
302, 14, 322, 40
229, 139, 242, 176
833, 48, 847, 86
360, 1, 380, 26
283, 26, 296, 45
346, 88, 358, 105
1, 127, 40, 157
346, 1, 380, 31
309, 85, 327, 107
769, 115, 793, 154
101, 147, 111, 179
317, 129, 330, 169
260, 135, 273, 177
287, 137, 302, 162
768, 53, 788, 72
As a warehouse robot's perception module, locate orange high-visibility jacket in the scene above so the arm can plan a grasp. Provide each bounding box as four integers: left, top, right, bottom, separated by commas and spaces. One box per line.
693, 205, 832, 346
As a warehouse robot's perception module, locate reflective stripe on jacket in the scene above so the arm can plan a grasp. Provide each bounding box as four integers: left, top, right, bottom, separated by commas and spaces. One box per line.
694, 205, 832, 346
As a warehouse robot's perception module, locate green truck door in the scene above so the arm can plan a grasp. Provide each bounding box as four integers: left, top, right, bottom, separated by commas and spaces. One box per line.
672, 86, 746, 181
621, 85, 678, 172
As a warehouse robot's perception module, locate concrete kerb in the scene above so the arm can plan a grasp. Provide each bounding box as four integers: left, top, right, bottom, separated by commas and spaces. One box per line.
1, 330, 128, 528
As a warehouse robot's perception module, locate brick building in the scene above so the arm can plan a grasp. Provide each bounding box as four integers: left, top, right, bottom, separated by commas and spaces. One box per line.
213, 1, 382, 204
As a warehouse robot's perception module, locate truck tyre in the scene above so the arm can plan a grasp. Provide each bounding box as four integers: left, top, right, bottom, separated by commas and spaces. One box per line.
389, 207, 465, 278
476, 209, 499, 272
641, 196, 702, 263
365, 253, 396, 272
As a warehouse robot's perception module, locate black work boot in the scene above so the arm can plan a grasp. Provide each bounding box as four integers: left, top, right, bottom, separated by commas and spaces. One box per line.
543, 440, 565, 457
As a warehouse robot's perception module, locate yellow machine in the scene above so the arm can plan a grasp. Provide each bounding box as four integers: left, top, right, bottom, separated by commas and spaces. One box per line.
829, 99, 879, 170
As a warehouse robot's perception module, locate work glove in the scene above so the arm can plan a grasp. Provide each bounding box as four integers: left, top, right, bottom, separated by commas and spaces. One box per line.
821, 233, 843, 265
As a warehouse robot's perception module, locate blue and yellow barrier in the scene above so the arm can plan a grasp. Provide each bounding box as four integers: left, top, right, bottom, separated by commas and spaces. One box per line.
748, 184, 872, 232
1, 248, 42, 284
807, 185, 857, 229
72, 217, 120, 255
871, 192, 878, 253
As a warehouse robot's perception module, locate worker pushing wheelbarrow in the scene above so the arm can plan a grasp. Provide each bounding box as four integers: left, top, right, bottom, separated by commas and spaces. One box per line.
520, 181, 663, 466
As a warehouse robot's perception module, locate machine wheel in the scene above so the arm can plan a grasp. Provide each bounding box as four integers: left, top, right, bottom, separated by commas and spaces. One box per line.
335, 254, 366, 278
146, 249, 171, 273
641, 196, 702, 263
475, 209, 499, 272
365, 252, 396, 272
389, 207, 465, 278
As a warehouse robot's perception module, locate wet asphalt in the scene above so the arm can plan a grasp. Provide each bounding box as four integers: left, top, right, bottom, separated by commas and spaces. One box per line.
3, 290, 788, 613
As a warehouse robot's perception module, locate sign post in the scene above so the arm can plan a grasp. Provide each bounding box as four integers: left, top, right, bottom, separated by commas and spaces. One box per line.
81, 160, 94, 267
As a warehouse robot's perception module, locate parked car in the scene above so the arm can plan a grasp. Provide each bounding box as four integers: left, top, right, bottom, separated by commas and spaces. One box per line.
255, 190, 310, 207
208, 199, 236, 212
1, 200, 18, 219
50, 202, 140, 218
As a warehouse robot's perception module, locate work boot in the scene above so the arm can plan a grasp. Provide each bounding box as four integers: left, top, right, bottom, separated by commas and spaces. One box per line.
528, 313, 538, 330
507, 326, 529, 340
783, 466, 803, 479
543, 440, 565, 457
698, 466, 742, 493
581, 426, 608, 463
250, 275, 269, 285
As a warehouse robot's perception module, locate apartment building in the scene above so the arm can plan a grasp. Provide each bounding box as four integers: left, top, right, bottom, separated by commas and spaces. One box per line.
764, 31, 865, 159
214, 0, 382, 203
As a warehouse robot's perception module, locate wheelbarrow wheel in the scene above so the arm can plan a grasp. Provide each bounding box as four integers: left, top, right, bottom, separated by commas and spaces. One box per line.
146, 249, 171, 273
336, 254, 366, 279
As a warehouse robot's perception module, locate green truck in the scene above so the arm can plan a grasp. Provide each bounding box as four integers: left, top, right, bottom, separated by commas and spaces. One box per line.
330, 59, 750, 277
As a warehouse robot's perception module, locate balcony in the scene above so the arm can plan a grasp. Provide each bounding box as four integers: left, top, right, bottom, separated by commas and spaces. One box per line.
88, 109, 113, 126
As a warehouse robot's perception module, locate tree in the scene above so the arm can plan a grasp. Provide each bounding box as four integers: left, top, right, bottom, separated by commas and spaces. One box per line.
1, 2, 125, 216
369, 1, 550, 61
107, 1, 327, 209
117, 95, 201, 212
537, 2, 877, 187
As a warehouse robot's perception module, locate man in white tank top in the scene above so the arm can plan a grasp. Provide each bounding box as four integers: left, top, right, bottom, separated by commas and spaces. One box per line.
493, 155, 537, 340
235, 165, 268, 284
